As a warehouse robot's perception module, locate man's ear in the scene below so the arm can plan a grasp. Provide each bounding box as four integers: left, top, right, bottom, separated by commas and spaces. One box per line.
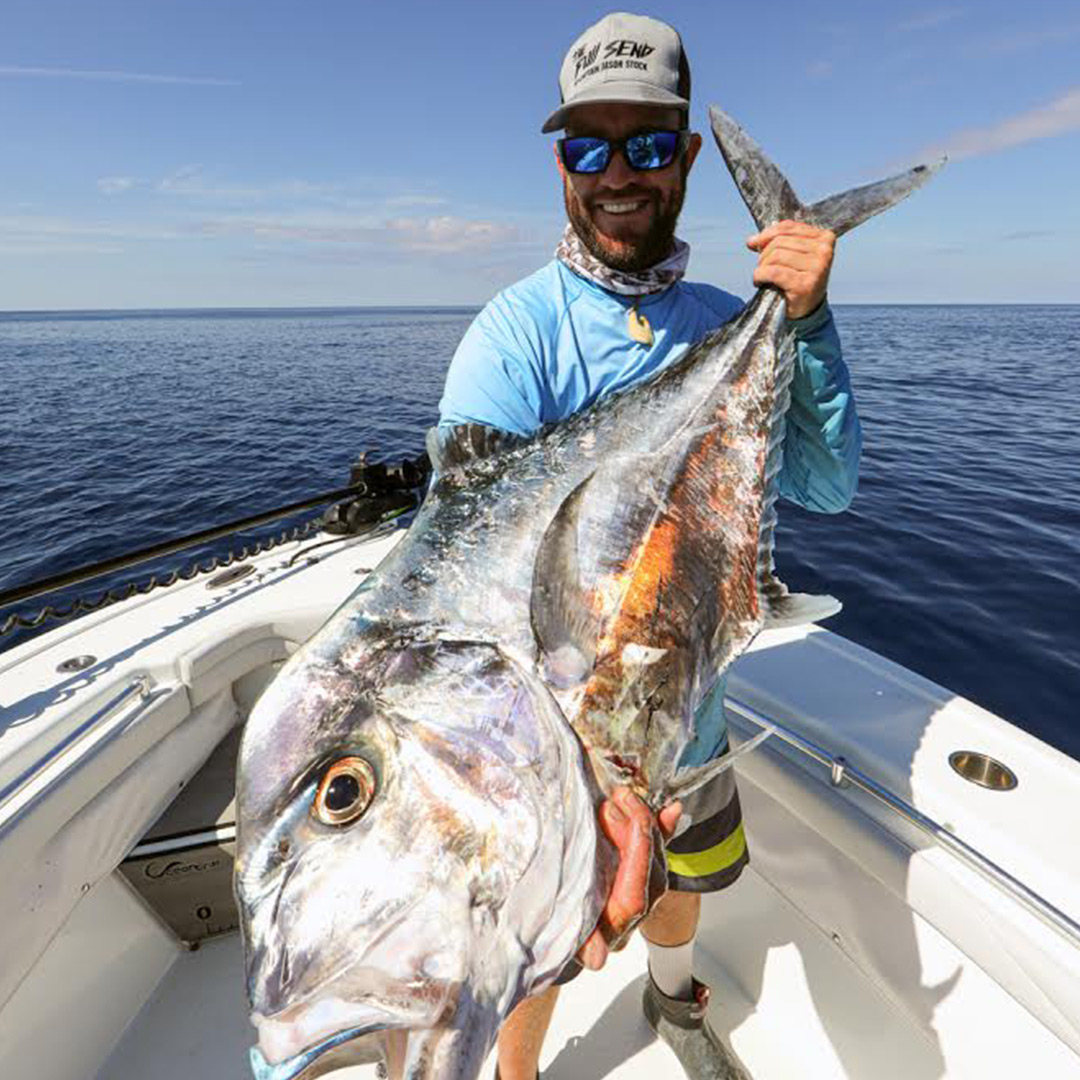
684, 131, 703, 174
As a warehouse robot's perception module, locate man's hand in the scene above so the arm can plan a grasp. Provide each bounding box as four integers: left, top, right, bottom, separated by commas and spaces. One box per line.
747, 221, 835, 320
577, 788, 682, 971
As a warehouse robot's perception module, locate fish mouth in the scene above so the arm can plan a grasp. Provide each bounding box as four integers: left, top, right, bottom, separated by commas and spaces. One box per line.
249, 1023, 383, 1080
252, 999, 403, 1079
252, 979, 453, 1079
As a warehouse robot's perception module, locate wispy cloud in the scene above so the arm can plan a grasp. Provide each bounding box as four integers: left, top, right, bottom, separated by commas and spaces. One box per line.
0, 214, 183, 248
385, 216, 519, 253
806, 60, 833, 79
384, 194, 449, 208
157, 166, 338, 202
967, 21, 1080, 57
1000, 229, 1055, 242
0, 65, 238, 86
97, 176, 138, 195
896, 8, 964, 32
200, 213, 520, 254
923, 87, 1080, 161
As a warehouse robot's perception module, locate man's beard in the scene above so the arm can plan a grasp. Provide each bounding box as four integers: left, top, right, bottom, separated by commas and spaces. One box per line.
564, 172, 686, 272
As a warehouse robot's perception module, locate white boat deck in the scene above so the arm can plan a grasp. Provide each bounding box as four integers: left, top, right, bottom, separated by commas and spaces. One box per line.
2, 525, 1079, 1080
87, 867, 964, 1080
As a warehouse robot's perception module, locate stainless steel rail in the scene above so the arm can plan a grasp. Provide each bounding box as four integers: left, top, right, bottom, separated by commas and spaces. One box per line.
127, 823, 237, 860
725, 695, 1080, 949
0, 677, 152, 840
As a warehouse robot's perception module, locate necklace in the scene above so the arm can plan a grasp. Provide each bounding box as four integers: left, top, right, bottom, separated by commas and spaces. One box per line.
627, 303, 655, 345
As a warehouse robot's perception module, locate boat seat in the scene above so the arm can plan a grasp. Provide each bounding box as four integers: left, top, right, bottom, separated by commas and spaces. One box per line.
120, 726, 243, 947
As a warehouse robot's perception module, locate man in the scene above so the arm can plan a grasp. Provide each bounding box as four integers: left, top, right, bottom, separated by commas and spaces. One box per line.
435, 12, 860, 1080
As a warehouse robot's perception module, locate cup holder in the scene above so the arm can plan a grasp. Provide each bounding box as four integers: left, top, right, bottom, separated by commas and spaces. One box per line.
948, 751, 1018, 791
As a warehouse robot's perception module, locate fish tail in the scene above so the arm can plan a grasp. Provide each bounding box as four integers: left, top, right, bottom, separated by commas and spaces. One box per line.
707, 105, 943, 236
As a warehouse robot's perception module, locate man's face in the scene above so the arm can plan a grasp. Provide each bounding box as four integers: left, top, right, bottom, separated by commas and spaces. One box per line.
558, 102, 702, 271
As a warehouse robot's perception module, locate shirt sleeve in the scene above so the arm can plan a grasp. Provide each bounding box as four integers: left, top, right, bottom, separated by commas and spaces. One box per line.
777, 302, 862, 514
438, 299, 546, 438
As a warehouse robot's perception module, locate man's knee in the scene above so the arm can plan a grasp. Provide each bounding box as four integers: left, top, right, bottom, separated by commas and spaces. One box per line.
642, 888, 701, 945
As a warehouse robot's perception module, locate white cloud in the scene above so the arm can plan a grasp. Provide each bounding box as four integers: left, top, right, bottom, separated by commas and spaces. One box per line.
97, 176, 138, 195
0, 65, 237, 86
384, 216, 518, 252
157, 166, 339, 202
968, 21, 1080, 56
199, 212, 520, 254
896, 8, 963, 32
383, 194, 448, 208
0, 214, 183, 243
157, 165, 208, 194
806, 60, 833, 78
925, 87, 1080, 161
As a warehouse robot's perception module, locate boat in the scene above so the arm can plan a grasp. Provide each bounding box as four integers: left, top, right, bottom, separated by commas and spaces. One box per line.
1, 467, 1078, 1080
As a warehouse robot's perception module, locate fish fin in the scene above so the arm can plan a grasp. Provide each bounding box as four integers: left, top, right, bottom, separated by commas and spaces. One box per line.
663, 754, 739, 804
426, 423, 530, 478
761, 573, 842, 628
803, 159, 945, 238
708, 104, 943, 235
707, 106, 804, 231
663, 725, 778, 803
530, 473, 599, 687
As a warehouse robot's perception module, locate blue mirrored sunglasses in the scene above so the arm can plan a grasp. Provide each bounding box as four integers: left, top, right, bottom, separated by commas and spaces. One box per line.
558, 130, 689, 175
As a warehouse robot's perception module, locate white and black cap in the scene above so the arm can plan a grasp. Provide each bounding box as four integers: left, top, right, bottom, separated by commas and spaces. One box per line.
542, 12, 691, 134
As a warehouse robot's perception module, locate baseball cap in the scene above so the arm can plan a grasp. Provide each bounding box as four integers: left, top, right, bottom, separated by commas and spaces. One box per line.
541, 12, 690, 134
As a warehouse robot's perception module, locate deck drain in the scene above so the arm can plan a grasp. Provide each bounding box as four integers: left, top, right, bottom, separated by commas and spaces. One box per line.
206, 564, 256, 590
949, 751, 1017, 791
57, 654, 96, 673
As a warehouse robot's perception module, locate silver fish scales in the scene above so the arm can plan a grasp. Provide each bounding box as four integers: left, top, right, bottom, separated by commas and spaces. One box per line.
236, 107, 940, 1080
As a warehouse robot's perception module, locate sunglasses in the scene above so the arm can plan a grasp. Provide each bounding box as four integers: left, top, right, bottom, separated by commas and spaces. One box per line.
558, 130, 690, 175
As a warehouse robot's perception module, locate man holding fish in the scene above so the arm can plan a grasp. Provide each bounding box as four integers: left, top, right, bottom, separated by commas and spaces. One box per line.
437, 12, 860, 1080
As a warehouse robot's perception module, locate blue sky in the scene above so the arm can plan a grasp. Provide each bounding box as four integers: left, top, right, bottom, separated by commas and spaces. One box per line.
2, 0, 1078, 308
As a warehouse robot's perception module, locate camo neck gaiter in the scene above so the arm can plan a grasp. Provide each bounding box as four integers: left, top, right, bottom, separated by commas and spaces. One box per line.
555, 223, 690, 296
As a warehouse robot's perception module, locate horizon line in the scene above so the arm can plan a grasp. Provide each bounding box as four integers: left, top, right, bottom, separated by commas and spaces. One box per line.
3, 300, 1079, 317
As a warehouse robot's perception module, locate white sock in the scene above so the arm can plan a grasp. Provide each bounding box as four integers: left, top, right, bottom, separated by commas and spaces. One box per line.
645, 938, 695, 1000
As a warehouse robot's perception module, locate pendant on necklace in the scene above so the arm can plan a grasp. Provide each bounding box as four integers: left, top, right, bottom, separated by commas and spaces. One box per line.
627, 304, 654, 346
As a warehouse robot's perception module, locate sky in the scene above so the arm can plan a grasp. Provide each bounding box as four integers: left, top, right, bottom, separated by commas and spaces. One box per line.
2, 0, 1078, 309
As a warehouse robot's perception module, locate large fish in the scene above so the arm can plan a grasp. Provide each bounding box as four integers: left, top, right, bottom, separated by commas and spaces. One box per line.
235, 107, 939, 1080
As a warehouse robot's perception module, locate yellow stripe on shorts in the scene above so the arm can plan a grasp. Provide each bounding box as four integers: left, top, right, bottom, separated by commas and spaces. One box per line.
665, 823, 747, 878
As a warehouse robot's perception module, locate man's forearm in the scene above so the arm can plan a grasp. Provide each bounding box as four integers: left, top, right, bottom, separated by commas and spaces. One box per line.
777, 303, 862, 514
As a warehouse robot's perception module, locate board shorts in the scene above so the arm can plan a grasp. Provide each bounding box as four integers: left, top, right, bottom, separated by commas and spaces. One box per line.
554, 744, 748, 985
664, 744, 749, 892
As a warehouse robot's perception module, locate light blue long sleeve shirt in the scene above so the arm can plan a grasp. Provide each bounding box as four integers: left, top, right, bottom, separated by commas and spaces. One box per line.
438, 259, 862, 765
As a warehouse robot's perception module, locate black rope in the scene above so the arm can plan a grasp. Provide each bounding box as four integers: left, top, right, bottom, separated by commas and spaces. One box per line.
0, 517, 321, 639
0, 450, 432, 641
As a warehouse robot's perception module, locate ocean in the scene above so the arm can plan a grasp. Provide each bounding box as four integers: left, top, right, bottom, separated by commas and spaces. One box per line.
1, 305, 1077, 761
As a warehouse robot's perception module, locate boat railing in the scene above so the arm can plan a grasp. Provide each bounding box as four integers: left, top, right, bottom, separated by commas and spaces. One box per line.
725, 695, 1080, 950
3, 672, 1074, 954
0, 677, 153, 843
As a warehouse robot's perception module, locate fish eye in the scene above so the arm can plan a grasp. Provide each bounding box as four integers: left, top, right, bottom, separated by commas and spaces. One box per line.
312, 757, 376, 826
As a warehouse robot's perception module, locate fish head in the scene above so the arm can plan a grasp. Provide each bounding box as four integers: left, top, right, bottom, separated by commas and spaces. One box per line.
235, 632, 606, 1079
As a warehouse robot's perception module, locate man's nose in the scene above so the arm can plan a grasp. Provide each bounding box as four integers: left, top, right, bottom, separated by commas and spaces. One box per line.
602, 146, 638, 187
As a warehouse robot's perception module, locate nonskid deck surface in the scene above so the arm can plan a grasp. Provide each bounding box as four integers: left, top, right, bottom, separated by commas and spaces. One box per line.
98, 854, 952, 1080
95, 933, 690, 1080
96, 872, 839, 1080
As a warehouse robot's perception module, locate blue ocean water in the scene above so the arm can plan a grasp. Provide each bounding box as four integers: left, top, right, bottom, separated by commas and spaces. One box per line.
1, 305, 1078, 761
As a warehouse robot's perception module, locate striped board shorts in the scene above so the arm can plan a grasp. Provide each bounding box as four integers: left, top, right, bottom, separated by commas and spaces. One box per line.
554, 748, 748, 985
664, 745, 749, 892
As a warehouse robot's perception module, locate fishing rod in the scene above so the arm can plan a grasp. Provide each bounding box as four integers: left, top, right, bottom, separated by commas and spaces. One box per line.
0, 451, 431, 629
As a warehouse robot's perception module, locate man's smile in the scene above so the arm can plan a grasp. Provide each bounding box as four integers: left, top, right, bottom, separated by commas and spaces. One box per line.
588, 191, 660, 239
597, 200, 648, 215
